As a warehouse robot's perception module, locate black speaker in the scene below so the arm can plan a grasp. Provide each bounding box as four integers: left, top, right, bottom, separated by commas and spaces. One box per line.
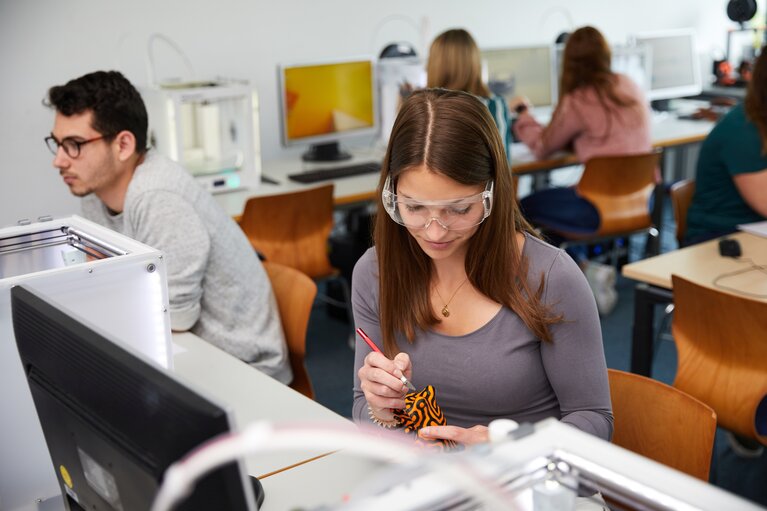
727, 0, 757, 23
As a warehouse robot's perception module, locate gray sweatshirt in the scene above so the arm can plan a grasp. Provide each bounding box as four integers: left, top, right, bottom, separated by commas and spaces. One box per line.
82, 152, 291, 384
352, 234, 613, 440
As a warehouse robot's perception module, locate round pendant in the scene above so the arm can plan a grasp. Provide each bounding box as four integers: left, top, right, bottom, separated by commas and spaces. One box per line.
441, 306, 450, 317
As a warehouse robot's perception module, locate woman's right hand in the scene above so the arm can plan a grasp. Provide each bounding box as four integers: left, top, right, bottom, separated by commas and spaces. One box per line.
358, 352, 412, 419
509, 95, 532, 114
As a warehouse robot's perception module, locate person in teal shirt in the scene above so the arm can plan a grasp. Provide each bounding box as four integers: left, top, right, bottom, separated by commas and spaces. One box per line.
686, 49, 767, 245
426, 28, 514, 163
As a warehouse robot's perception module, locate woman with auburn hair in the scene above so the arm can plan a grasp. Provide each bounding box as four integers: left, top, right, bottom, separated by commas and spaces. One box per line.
427, 28, 513, 162
513, 25, 651, 236
352, 88, 612, 446
685, 47, 767, 245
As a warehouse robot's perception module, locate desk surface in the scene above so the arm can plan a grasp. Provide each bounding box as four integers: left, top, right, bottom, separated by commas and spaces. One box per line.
215, 115, 715, 218
622, 231, 767, 299
171, 332, 354, 478
259, 453, 384, 510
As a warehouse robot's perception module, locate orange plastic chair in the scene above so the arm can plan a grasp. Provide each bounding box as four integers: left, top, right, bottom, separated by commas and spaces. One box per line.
263, 261, 317, 400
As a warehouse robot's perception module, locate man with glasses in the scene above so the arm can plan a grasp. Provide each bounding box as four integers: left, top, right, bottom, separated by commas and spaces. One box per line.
45, 70, 292, 385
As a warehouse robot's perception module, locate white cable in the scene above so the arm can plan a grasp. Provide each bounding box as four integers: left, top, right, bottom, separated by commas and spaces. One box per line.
369, 14, 421, 57
145, 33, 196, 87
538, 6, 575, 35
150, 421, 519, 511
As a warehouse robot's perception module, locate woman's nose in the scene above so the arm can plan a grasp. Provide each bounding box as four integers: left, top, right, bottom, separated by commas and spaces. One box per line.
422, 217, 449, 241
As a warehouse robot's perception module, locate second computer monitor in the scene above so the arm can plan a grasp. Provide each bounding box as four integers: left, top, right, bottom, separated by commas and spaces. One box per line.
552, 43, 653, 101
481, 45, 555, 107
278, 57, 378, 162
634, 28, 702, 102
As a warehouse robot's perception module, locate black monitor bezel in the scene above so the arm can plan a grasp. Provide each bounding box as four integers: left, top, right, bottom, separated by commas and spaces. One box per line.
10, 285, 258, 510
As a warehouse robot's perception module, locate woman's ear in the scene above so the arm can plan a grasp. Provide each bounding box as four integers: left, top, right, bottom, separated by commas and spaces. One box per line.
114, 130, 138, 162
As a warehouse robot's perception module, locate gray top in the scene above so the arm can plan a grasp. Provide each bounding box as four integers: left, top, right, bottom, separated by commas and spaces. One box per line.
82, 152, 291, 384
351, 234, 613, 440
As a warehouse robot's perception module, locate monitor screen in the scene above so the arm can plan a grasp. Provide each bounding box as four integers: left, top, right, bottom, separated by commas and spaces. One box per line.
552, 43, 652, 101
481, 45, 554, 107
634, 29, 702, 101
10, 285, 260, 511
278, 57, 378, 162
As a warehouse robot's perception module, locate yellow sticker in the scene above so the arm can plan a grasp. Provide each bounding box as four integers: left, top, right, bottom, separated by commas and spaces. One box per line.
59, 465, 73, 489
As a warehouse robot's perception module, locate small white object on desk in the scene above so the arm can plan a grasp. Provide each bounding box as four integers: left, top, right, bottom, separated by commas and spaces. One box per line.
738, 221, 767, 239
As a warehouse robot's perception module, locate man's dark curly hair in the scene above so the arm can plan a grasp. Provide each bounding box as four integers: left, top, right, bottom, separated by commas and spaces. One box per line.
47, 70, 148, 154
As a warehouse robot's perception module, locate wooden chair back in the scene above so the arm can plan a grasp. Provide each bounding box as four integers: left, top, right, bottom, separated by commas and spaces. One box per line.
574, 150, 662, 237
669, 179, 695, 246
671, 275, 767, 444
608, 369, 717, 480
239, 184, 336, 279
263, 261, 317, 400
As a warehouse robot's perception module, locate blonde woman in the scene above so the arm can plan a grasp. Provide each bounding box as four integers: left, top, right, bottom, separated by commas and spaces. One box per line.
427, 28, 513, 162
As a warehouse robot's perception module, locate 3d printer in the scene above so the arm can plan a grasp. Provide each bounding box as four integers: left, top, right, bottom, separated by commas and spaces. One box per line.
140, 80, 262, 194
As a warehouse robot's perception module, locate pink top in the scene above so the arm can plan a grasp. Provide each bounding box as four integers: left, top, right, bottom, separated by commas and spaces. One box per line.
514, 74, 652, 162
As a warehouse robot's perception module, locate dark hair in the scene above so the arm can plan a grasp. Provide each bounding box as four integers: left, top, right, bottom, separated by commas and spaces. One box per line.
426, 29, 490, 98
560, 26, 635, 108
745, 47, 767, 154
47, 70, 149, 154
374, 88, 561, 356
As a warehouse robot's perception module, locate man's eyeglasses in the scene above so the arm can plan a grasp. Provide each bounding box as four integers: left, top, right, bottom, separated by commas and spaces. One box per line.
45, 134, 108, 158
382, 176, 494, 231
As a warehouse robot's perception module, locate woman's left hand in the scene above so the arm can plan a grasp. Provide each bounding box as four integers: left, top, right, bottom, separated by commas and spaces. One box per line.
418, 425, 489, 445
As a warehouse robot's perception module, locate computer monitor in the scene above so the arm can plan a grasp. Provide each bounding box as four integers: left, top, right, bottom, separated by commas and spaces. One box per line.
551, 43, 652, 101
633, 29, 702, 104
481, 45, 555, 107
10, 285, 261, 511
278, 57, 378, 162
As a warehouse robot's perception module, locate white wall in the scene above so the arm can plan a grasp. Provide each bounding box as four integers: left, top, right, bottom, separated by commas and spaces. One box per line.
0, 0, 737, 226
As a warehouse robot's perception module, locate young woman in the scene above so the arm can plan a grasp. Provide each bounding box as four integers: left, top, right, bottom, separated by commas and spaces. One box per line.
352, 88, 612, 445
427, 28, 513, 162
513, 26, 652, 234
686, 47, 767, 245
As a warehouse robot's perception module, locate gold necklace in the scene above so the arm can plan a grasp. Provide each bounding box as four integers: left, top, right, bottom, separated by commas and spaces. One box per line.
434, 278, 469, 318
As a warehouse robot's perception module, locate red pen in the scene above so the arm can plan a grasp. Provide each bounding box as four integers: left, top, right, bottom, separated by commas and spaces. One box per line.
356, 327, 416, 392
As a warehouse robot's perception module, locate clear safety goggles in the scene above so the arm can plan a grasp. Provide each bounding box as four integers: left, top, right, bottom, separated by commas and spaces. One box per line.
382, 175, 494, 230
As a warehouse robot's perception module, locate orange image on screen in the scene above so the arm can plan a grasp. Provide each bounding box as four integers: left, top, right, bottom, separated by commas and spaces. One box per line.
284, 61, 374, 140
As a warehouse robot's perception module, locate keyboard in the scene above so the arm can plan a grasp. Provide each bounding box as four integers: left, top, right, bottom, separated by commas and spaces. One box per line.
288, 162, 381, 184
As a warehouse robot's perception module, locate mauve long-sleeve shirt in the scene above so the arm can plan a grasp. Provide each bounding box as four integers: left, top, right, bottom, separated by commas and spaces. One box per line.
351, 234, 613, 441
514, 73, 652, 162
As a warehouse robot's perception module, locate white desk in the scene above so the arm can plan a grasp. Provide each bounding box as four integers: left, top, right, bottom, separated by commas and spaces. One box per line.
215, 116, 716, 219
621, 232, 767, 376
171, 332, 354, 478
215, 147, 385, 218
259, 454, 384, 510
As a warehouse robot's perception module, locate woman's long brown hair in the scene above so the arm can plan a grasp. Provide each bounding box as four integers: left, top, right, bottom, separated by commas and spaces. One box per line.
426, 29, 491, 98
745, 47, 767, 154
549, 26, 636, 141
374, 88, 561, 357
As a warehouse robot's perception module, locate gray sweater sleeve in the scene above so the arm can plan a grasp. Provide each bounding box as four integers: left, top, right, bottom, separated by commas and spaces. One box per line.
539, 251, 614, 440
351, 250, 383, 425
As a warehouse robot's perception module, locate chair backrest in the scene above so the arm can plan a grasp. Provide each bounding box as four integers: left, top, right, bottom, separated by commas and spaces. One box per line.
671, 275, 767, 444
262, 261, 317, 400
608, 368, 717, 481
239, 184, 336, 279
669, 179, 695, 246
575, 150, 662, 237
